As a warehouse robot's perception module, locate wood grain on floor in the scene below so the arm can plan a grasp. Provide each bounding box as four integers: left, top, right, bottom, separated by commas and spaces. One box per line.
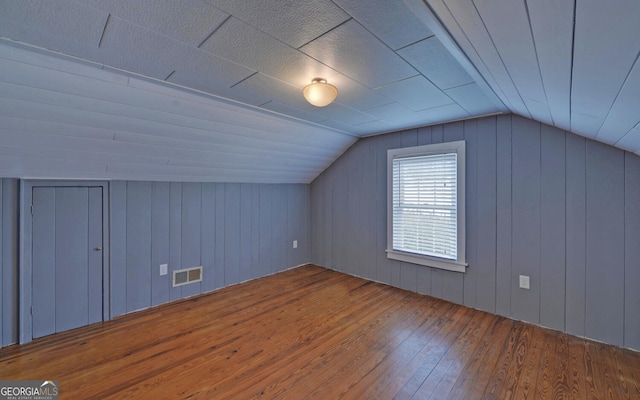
1, 265, 638, 399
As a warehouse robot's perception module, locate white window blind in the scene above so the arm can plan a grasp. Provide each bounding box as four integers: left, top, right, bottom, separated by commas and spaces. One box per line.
387, 141, 466, 273
392, 153, 458, 260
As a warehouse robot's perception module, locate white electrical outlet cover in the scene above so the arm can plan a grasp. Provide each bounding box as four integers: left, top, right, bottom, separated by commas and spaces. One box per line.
160, 264, 168, 276
519, 275, 530, 289
293, 240, 298, 249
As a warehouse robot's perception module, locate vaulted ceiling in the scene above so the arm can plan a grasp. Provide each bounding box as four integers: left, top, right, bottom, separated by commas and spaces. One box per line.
0, 0, 638, 183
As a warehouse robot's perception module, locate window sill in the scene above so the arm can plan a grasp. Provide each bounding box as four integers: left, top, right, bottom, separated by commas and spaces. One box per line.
386, 250, 467, 273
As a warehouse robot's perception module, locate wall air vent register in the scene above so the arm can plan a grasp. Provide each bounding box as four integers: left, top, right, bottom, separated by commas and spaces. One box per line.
172, 266, 203, 287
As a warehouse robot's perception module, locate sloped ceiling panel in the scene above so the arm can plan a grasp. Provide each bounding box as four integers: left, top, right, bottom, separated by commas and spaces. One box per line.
423, 0, 640, 156
0, 42, 355, 183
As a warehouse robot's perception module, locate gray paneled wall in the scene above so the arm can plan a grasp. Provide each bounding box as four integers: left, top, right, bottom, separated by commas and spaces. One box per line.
110, 181, 310, 317
0, 180, 309, 346
310, 114, 640, 350
0, 179, 19, 347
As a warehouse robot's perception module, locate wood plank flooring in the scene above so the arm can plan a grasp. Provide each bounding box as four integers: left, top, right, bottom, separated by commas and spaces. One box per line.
1, 265, 639, 399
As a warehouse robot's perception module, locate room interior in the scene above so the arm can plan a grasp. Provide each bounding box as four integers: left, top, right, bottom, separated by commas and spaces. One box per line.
0, 0, 639, 397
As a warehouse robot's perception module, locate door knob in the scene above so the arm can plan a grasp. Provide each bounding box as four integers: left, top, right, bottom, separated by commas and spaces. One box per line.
94, 247, 102, 251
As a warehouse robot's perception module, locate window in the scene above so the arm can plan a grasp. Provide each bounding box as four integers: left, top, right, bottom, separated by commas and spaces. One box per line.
387, 141, 467, 272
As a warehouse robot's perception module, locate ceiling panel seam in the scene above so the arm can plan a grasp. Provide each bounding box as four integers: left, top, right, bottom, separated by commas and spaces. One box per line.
568, 0, 577, 133
163, 71, 175, 81
98, 14, 111, 48
615, 121, 640, 150
469, 0, 532, 118
294, 17, 354, 50
411, 0, 510, 113
229, 71, 259, 89
434, 0, 514, 112
523, 0, 556, 127
197, 14, 232, 48
594, 50, 640, 140
394, 35, 437, 52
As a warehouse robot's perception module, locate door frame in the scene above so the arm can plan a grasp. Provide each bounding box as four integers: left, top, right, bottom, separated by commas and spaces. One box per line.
19, 180, 110, 344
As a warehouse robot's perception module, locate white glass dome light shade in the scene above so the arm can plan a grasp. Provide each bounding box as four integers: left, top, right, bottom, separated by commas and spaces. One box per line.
303, 78, 338, 107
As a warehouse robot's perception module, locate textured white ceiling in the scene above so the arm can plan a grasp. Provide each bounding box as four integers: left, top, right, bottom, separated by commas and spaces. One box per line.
0, 0, 506, 137
0, 0, 637, 183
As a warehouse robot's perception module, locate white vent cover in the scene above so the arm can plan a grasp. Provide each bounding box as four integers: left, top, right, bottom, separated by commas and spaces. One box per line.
172, 266, 203, 287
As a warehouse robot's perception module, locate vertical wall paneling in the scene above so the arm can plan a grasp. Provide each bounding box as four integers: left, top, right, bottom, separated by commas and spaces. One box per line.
463, 119, 479, 307
125, 182, 152, 312
565, 134, 587, 336
200, 183, 216, 292
311, 176, 322, 266
389, 133, 404, 288
151, 182, 170, 306
346, 144, 362, 277
224, 184, 241, 285
250, 184, 260, 279
431, 124, 444, 143
332, 157, 348, 274
316, 172, 325, 269
109, 181, 127, 317
287, 184, 309, 269
510, 116, 541, 323
624, 153, 640, 350
309, 114, 639, 350
271, 185, 287, 274
417, 125, 432, 145
214, 184, 226, 286
300, 185, 311, 268
475, 117, 497, 313
2, 180, 309, 346
240, 184, 253, 282
169, 182, 183, 301
495, 115, 513, 317
0, 179, 19, 346
0, 181, 3, 345
376, 133, 403, 286
539, 124, 566, 331
585, 141, 625, 346
286, 185, 297, 269
373, 134, 390, 285
3, 180, 18, 342
315, 170, 333, 269
325, 170, 335, 272
258, 185, 272, 277
362, 140, 376, 281
441, 122, 464, 304
352, 143, 370, 278
181, 183, 202, 298
399, 263, 418, 293
429, 125, 444, 298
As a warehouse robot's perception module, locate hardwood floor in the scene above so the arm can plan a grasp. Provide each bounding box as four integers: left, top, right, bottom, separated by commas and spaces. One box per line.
1, 265, 639, 399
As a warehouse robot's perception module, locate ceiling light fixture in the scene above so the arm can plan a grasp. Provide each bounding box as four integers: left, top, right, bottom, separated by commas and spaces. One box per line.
303, 78, 338, 107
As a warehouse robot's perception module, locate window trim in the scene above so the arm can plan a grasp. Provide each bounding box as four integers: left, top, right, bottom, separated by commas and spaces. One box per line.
386, 141, 467, 273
